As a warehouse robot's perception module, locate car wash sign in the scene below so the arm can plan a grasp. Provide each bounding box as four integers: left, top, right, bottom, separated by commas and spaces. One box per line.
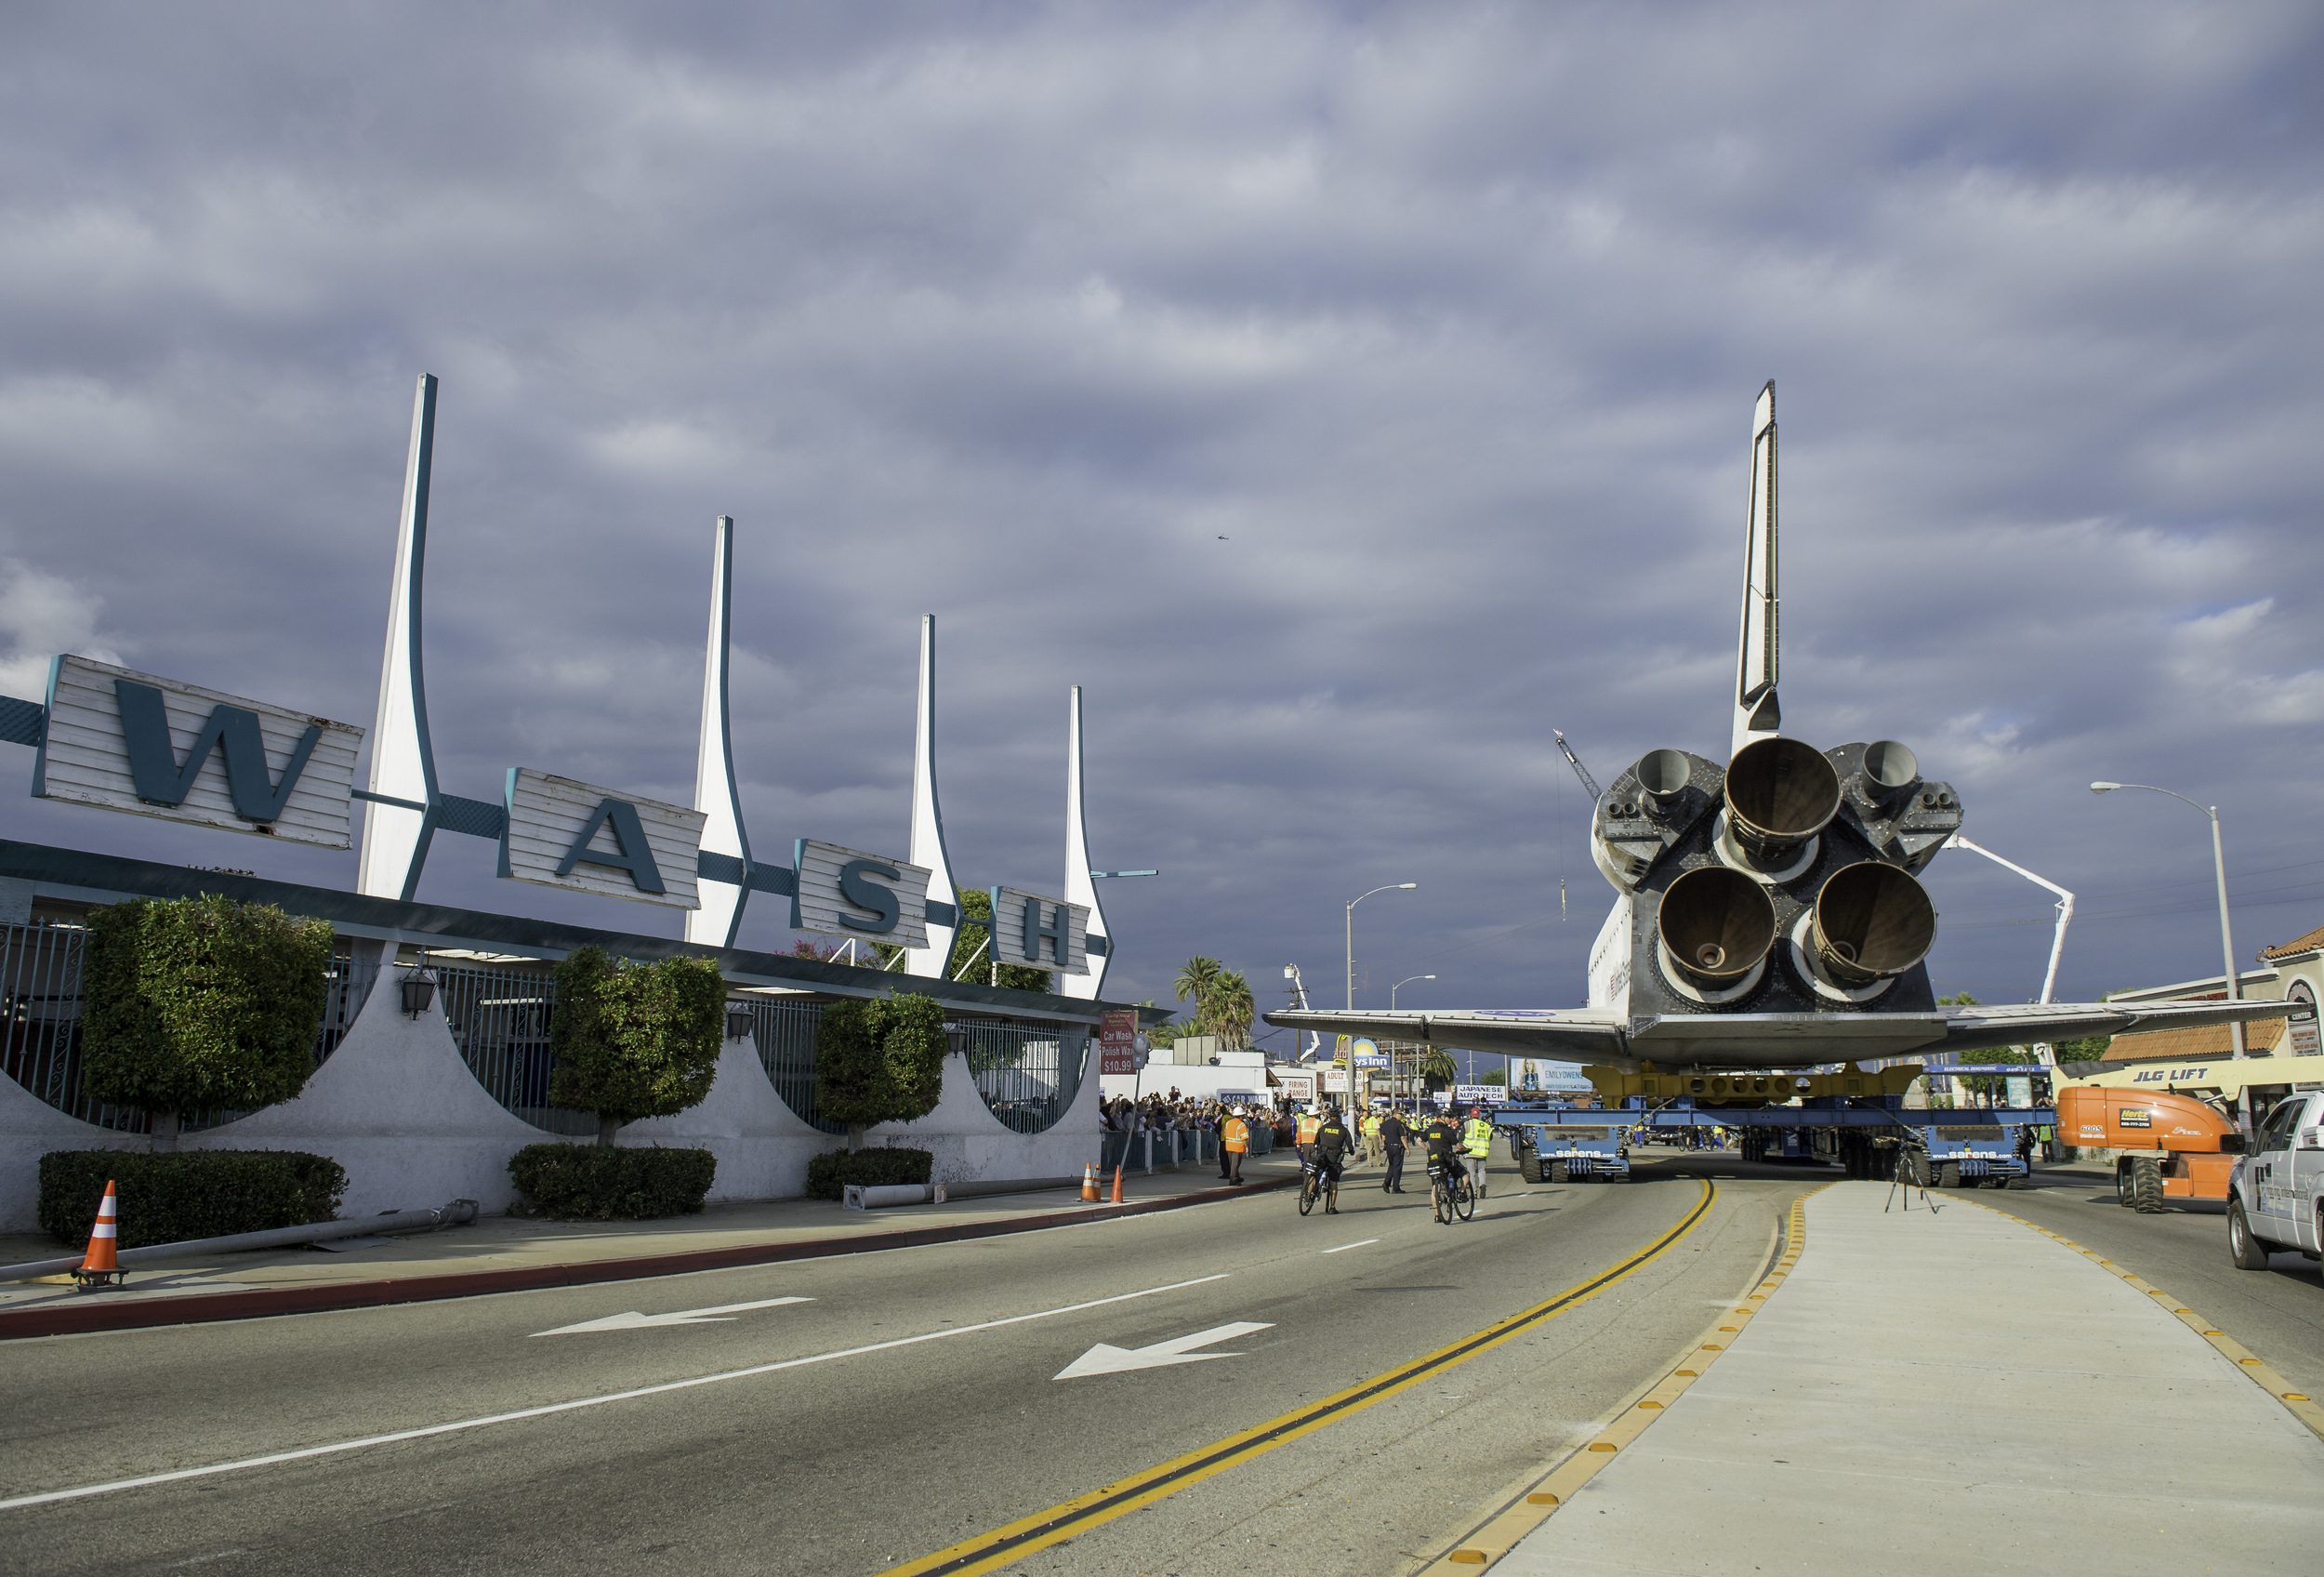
499, 768, 707, 909
989, 885, 1089, 975
32, 656, 364, 849
791, 838, 933, 948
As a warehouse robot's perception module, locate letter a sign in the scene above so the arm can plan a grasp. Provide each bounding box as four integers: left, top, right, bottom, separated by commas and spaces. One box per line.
32, 656, 364, 848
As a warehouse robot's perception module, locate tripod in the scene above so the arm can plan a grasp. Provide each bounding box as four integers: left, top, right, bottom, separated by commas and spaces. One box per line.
1884, 1146, 1937, 1213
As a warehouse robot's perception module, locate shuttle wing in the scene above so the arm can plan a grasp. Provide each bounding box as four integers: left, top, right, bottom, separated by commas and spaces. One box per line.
1264, 997, 2299, 1074
1262, 1007, 1626, 1062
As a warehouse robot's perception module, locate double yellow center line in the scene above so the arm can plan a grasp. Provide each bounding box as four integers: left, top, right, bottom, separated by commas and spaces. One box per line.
881, 1179, 1718, 1577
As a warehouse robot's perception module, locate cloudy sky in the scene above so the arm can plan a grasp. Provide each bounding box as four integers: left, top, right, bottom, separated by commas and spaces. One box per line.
3, 2, 2319, 1040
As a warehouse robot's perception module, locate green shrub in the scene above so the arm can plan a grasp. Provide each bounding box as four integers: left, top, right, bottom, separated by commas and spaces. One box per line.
804, 1146, 933, 1200
814, 991, 949, 1135
81, 895, 335, 1138
507, 1143, 717, 1220
548, 948, 727, 1144
37, 1149, 346, 1249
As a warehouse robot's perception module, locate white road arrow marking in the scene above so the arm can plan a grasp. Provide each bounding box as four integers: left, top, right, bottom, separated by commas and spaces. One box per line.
531, 1296, 812, 1336
1053, 1321, 1274, 1379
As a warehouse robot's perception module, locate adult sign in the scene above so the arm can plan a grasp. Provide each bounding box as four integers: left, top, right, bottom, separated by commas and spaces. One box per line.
989, 885, 1089, 975
792, 839, 932, 948
33, 656, 364, 848
500, 768, 706, 908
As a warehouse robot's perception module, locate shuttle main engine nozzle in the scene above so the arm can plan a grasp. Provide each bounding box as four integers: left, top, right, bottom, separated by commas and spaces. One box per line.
1812, 861, 1938, 986
1658, 865, 1777, 984
1723, 736, 1842, 859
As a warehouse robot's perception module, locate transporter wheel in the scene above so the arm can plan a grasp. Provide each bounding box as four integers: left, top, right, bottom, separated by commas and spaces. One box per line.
1518, 1146, 1545, 1185
2229, 1199, 2272, 1270
2131, 1157, 2165, 1215
1549, 1160, 1568, 1185
2002, 1175, 2026, 1190
1938, 1161, 1960, 1189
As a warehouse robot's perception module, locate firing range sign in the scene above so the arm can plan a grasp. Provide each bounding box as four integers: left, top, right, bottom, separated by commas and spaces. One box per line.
499, 768, 706, 908
791, 839, 932, 948
989, 885, 1089, 975
33, 656, 365, 849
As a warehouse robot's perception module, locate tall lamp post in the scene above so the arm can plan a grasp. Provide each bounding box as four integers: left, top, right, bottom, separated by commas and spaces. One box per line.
1346, 883, 1416, 1112
1392, 974, 1434, 1112
2091, 781, 2250, 1115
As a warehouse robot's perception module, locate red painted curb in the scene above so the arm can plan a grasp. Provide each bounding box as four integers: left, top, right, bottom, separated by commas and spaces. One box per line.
0, 1173, 1298, 1341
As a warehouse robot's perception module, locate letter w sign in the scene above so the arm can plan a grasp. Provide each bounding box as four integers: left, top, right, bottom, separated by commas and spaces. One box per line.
32, 656, 364, 849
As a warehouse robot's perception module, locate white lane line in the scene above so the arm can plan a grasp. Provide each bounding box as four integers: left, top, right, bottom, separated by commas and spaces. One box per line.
1321, 1239, 1380, 1254
0, 1273, 1231, 1514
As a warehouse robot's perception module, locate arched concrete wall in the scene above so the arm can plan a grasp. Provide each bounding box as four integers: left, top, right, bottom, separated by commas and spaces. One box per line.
0, 1068, 140, 1234
186, 977, 544, 1217
867, 1040, 1102, 1185
618, 1032, 833, 1201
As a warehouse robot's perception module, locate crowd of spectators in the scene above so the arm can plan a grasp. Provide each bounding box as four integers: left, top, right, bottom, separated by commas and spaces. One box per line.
1100, 1093, 1300, 1146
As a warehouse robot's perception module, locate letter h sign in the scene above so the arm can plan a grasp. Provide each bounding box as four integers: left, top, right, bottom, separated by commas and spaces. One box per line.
988, 886, 1089, 976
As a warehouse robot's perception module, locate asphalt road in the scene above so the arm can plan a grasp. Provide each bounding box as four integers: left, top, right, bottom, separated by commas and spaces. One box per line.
0, 1155, 1806, 1577
1992, 1162, 2324, 1401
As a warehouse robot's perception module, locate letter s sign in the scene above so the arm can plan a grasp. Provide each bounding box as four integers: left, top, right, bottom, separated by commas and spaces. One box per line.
838, 858, 902, 933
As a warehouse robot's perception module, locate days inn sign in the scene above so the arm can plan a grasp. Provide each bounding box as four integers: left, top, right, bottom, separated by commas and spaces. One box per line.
0, 375, 1115, 988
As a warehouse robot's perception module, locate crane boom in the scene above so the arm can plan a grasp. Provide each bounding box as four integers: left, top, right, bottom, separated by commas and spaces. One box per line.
1553, 730, 1603, 801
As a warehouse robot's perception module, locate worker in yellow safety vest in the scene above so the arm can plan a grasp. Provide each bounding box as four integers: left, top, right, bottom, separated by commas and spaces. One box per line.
1362, 1110, 1382, 1162
1461, 1107, 1496, 1200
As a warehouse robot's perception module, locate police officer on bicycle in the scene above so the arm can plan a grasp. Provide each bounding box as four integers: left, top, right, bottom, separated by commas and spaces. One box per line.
1420, 1109, 1463, 1217
1312, 1104, 1353, 1214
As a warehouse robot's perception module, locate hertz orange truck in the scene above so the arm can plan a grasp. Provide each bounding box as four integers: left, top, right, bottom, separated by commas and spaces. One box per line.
2057, 1085, 2247, 1213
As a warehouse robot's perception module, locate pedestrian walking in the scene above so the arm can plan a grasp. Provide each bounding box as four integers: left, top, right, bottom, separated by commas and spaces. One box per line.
1461, 1106, 1495, 1200
1379, 1110, 1409, 1193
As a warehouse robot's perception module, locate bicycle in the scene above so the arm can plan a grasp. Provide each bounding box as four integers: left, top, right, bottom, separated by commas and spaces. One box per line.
1298, 1154, 1343, 1215
1428, 1162, 1475, 1224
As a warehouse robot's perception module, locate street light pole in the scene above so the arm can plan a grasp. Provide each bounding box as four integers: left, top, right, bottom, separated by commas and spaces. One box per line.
1390, 974, 1434, 1009
2093, 781, 2251, 1121
1345, 883, 1416, 1113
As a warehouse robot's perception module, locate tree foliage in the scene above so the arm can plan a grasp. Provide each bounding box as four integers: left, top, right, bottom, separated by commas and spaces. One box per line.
548, 947, 728, 1144
945, 887, 1055, 990
81, 895, 334, 1138
815, 989, 950, 1137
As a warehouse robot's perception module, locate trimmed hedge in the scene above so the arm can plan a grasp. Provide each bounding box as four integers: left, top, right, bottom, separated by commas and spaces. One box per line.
38, 1149, 346, 1249
804, 1146, 933, 1201
814, 992, 948, 1132
507, 1143, 717, 1220
548, 947, 727, 1142
81, 895, 334, 1121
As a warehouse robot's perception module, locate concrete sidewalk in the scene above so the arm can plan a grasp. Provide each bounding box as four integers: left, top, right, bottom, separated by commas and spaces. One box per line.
1493, 1180, 2324, 1575
0, 1151, 1301, 1337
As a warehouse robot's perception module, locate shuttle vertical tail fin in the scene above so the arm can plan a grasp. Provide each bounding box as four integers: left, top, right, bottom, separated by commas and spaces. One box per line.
1732, 381, 1780, 755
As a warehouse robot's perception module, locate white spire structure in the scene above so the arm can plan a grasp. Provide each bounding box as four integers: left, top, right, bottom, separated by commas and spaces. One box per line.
1732, 379, 1781, 756
902, 616, 958, 976
686, 516, 751, 948
1062, 685, 1109, 1000
356, 373, 442, 901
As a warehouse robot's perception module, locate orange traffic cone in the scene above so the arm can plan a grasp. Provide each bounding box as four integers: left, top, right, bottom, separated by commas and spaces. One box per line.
74, 1179, 124, 1290
1109, 1164, 1124, 1204
1081, 1163, 1099, 1202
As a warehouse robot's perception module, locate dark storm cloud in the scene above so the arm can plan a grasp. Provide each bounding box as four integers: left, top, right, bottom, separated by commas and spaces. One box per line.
1, 2, 2319, 1026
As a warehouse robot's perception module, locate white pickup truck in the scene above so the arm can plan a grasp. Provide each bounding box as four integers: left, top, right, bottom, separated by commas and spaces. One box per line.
2227, 1090, 2324, 1270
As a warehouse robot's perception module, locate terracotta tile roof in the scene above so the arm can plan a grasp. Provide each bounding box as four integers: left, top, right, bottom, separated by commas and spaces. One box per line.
2102, 1017, 2284, 1064
2260, 921, 2324, 961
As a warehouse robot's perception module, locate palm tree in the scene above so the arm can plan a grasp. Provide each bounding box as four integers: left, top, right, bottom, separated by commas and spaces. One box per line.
1208, 971, 1255, 1048
1174, 957, 1223, 1030
1419, 1047, 1458, 1086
